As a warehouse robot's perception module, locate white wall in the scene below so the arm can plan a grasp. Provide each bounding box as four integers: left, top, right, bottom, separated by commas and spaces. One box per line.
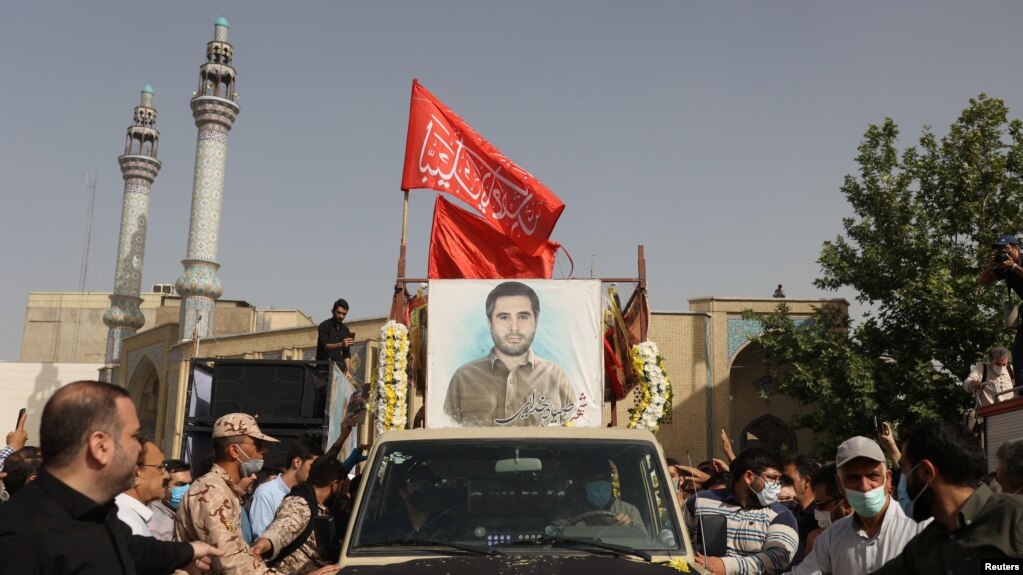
0, 363, 104, 447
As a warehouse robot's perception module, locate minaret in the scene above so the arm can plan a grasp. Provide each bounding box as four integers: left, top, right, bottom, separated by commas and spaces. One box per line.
103, 85, 162, 366
175, 17, 240, 341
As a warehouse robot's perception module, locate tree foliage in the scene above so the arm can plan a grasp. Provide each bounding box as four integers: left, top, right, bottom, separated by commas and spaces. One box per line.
748, 95, 1023, 454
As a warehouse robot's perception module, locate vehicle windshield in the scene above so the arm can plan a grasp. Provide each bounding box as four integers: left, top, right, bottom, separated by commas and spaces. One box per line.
348, 438, 685, 556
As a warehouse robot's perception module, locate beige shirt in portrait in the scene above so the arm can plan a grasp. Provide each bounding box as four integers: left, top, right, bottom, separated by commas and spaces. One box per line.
444, 348, 576, 426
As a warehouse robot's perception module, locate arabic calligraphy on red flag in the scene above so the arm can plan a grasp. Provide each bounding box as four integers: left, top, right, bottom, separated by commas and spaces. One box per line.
401, 79, 565, 256
428, 197, 558, 280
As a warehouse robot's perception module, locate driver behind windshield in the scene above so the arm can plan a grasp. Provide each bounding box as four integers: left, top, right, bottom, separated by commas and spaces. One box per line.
368, 464, 456, 541
551, 459, 645, 532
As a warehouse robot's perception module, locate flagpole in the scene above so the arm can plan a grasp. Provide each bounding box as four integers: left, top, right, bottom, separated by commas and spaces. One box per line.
637, 244, 646, 290
397, 190, 409, 280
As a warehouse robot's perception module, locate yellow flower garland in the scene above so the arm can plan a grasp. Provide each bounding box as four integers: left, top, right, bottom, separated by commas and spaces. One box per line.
375, 320, 409, 436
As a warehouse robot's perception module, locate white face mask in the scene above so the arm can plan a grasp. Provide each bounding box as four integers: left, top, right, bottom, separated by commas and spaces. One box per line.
813, 508, 832, 529
992, 364, 1006, 376
751, 474, 781, 506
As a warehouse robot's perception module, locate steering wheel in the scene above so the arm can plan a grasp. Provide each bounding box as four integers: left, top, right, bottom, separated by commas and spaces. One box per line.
565, 510, 618, 526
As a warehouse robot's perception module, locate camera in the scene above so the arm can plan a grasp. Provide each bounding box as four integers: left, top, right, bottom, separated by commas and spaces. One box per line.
997, 248, 1011, 263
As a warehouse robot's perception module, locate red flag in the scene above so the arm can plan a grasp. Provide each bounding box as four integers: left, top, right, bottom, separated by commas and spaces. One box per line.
428, 196, 557, 279
401, 79, 565, 256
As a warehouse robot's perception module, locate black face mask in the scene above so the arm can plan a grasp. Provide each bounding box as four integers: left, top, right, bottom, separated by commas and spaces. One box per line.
910, 487, 935, 522
781, 500, 799, 512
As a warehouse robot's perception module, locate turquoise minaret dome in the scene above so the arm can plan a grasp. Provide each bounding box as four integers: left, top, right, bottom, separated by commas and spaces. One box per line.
103, 87, 162, 367
176, 17, 240, 340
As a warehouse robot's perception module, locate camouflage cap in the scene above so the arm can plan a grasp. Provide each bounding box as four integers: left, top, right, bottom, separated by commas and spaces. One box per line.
212, 413, 280, 442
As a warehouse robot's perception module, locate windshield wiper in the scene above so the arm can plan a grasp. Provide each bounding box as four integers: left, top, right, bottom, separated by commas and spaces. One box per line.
523, 535, 651, 562
358, 538, 502, 556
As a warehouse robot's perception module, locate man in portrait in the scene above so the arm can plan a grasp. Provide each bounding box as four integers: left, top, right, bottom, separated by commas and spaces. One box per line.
443, 281, 576, 426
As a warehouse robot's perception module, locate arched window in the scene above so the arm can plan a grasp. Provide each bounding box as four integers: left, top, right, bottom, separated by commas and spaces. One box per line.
130, 357, 161, 441
740, 414, 796, 456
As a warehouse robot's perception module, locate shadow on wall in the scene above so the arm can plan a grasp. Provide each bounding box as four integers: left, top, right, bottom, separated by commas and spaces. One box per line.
26, 363, 65, 444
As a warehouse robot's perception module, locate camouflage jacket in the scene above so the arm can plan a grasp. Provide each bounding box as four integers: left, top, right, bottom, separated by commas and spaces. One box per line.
174, 463, 284, 575
261, 491, 329, 573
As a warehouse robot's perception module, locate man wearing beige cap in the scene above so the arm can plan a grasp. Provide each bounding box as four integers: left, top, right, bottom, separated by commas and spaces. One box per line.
175, 413, 339, 575
792, 436, 929, 574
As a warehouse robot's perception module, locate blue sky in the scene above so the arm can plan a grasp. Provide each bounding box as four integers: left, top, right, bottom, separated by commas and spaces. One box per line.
3, 1, 1023, 360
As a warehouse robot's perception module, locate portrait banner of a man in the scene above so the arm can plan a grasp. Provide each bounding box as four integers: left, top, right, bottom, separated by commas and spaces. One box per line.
427, 279, 602, 428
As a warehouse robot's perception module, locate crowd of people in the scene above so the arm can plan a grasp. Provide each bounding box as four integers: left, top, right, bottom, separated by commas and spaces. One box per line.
671, 425, 1023, 574
0, 379, 367, 575
0, 280, 1022, 574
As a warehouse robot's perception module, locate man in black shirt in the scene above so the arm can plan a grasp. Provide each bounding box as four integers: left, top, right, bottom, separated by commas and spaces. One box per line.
0, 380, 221, 575
782, 453, 819, 567
316, 298, 354, 380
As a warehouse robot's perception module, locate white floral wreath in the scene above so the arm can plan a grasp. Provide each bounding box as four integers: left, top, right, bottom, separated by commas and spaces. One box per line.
375, 320, 409, 436
627, 341, 671, 433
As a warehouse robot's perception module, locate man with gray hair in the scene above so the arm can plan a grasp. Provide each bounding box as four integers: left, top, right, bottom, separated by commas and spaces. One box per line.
792, 436, 929, 574
996, 439, 1023, 494
962, 346, 1016, 407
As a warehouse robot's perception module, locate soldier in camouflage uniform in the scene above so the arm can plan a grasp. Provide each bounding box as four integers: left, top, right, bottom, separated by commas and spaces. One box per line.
251, 456, 347, 572
174, 413, 340, 575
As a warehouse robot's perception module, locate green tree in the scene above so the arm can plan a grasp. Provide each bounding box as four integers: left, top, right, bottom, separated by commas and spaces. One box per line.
748, 95, 1023, 454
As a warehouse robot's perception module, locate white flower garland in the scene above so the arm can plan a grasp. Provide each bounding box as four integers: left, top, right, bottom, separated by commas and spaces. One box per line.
375, 320, 409, 436
627, 341, 671, 433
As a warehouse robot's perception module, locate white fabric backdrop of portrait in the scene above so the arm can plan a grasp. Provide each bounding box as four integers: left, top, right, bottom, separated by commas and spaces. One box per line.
426, 279, 602, 428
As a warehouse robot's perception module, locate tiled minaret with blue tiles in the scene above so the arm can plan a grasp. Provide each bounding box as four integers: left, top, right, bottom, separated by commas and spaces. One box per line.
176, 17, 240, 341
103, 85, 162, 365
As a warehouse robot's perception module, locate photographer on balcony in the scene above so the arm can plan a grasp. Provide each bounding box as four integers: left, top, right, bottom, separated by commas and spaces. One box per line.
978, 234, 1023, 390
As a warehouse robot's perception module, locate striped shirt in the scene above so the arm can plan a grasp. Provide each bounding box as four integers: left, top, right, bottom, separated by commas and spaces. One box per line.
685, 487, 799, 574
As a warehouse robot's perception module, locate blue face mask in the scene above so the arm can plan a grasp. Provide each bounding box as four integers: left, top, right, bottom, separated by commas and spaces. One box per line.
585, 480, 613, 508
168, 484, 190, 509
896, 471, 913, 516
901, 463, 932, 517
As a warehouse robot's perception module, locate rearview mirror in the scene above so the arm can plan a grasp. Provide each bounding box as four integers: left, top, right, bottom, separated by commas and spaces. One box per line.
495, 457, 542, 473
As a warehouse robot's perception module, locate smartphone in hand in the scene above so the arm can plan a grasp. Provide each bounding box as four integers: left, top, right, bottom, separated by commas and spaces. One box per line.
15, 408, 26, 428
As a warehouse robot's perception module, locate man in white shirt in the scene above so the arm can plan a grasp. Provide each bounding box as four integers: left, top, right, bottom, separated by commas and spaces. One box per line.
115, 438, 169, 536
791, 437, 930, 575
963, 346, 1015, 407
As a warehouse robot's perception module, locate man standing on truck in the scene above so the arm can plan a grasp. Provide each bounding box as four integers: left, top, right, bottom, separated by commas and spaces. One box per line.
316, 298, 354, 380
963, 346, 1016, 407
444, 281, 576, 427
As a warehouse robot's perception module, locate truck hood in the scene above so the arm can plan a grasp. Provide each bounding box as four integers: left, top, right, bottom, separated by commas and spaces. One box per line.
341, 555, 701, 574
